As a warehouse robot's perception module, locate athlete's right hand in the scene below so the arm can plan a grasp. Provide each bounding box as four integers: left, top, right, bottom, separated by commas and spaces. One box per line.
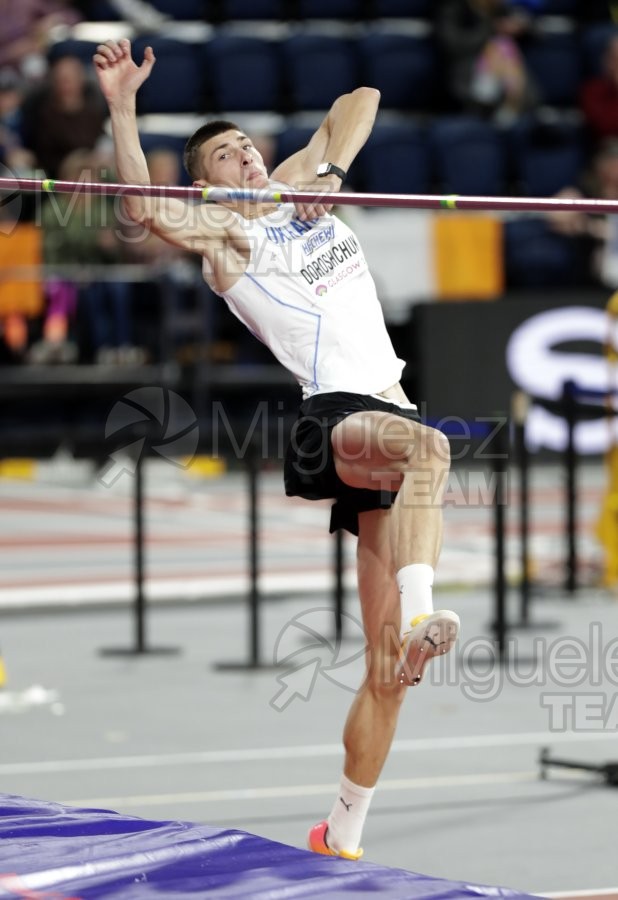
93, 38, 155, 104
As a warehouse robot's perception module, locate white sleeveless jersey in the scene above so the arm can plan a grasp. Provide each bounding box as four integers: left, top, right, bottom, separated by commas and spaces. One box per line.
206, 205, 406, 399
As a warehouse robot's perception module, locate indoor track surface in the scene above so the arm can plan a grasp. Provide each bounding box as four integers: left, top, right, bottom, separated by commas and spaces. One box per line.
0, 458, 616, 897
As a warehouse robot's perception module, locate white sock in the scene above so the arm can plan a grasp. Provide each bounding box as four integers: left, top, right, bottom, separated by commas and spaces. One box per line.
396, 563, 434, 638
326, 774, 375, 854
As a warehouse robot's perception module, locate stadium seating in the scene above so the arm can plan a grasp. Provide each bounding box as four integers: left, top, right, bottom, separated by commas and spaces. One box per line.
523, 30, 582, 107
273, 126, 315, 170
204, 36, 281, 112
80, 1, 121, 19
508, 118, 585, 196
147, 0, 212, 18
81, 0, 213, 19
132, 38, 203, 114
504, 218, 589, 287
297, 0, 363, 18
358, 32, 439, 111
372, 0, 432, 15
281, 34, 359, 110
541, 0, 578, 12
580, 22, 618, 77
48, 1, 618, 295
219, 0, 286, 19
359, 123, 432, 194
430, 117, 507, 196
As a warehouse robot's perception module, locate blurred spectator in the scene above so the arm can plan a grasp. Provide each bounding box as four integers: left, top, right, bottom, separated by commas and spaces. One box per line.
29, 149, 142, 365
580, 33, 618, 145
436, 0, 538, 123
19, 54, 106, 178
0, 1, 81, 84
546, 138, 618, 288
0, 69, 36, 175
1, 66, 42, 360
146, 147, 182, 188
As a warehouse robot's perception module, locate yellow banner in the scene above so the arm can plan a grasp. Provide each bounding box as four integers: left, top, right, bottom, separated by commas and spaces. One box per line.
434, 215, 503, 300
0, 223, 44, 318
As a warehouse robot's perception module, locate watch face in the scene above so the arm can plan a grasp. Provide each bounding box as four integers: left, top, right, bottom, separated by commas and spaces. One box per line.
316, 163, 345, 180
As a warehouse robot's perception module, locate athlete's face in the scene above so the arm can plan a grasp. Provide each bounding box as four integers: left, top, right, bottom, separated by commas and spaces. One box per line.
195, 130, 270, 189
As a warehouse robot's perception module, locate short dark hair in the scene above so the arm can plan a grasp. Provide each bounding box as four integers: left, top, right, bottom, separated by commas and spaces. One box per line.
183, 120, 241, 181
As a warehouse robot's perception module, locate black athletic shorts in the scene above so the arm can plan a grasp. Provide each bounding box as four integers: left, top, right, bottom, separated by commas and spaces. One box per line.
284, 390, 421, 536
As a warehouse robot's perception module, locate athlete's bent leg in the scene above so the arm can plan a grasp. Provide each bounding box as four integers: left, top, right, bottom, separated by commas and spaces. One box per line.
332, 411, 460, 686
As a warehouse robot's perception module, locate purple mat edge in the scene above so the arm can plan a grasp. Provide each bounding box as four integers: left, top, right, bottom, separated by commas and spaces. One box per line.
0, 794, 543, 900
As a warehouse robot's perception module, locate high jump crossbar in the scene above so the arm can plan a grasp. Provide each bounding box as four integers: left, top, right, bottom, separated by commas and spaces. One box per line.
1, 175, 618, 213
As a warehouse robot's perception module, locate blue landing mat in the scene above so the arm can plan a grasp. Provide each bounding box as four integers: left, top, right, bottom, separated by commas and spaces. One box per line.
0, 795, 541, 899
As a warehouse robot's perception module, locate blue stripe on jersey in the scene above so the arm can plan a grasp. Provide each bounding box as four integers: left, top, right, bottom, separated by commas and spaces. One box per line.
244, 273, 322, 392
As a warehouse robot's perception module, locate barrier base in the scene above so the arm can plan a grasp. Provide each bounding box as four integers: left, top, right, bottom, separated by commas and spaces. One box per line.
99, 646, 181, 656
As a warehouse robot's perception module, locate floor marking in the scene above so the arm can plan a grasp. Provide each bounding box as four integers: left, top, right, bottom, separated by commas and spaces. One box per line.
64, 770, 538, 809
1, 729, 615, 776
542, 890, 618, 899
0, 569, 358, 606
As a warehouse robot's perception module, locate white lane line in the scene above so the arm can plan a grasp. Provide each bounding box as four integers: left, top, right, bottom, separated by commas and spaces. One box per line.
1, 729, 615, 777
542, 890, 618, 899
63, 770, 538, 809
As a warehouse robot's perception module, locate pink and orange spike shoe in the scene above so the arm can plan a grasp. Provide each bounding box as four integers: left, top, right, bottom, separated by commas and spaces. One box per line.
307, 821, 363, 860
396, 609, 460, 687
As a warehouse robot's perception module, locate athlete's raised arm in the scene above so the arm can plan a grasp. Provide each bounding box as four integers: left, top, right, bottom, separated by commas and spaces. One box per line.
271, 86, 380, 220
93, 39, 231, 254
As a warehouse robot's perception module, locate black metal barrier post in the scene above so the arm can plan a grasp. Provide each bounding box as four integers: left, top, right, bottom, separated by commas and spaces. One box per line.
490, 413, 549, 663
333, 528, 344, 645
491, 415, 509, 664
100, 437, 180, 658
135, 450, 146, 652
248, 447, 260, 666
513, 391, 531, 625
534, 382, 618, 785
215, 447, 282, 671
510, 392, 560, 634
216, 455, 353, 668
562, 380, 578, 594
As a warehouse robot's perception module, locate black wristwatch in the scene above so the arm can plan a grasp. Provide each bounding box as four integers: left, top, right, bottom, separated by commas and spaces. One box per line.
316, 162, 347, 181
